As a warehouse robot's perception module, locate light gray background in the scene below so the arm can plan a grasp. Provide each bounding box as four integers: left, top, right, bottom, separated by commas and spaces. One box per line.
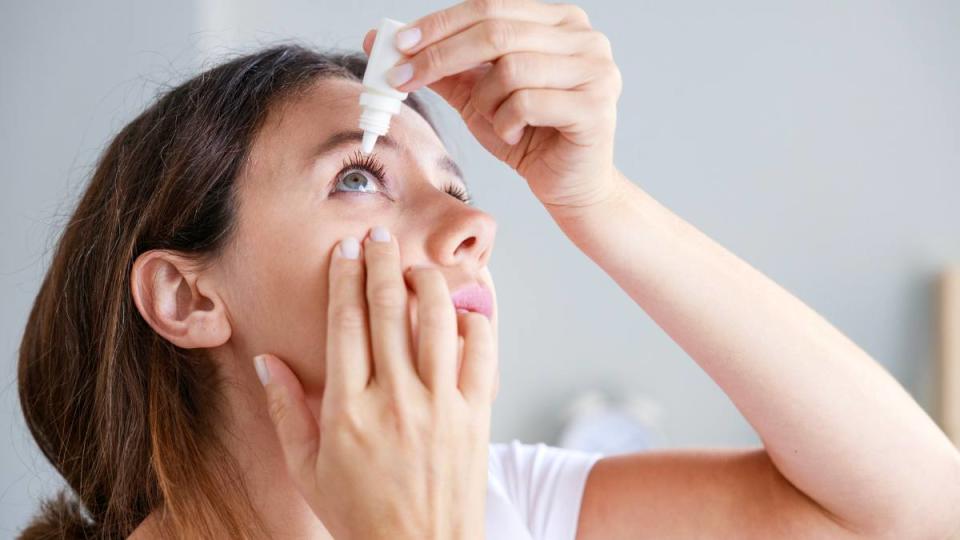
2, 0, 958, 535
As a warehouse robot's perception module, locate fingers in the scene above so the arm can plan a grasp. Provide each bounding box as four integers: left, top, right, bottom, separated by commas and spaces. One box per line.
325, 237, 372, 398
491, 87, 612, 147
391, 21, 593, 93
363, 226, 417, 391
469, 51, 602, 123
456, 311, 498, 403
255, 354, 320, 492
327, 228, 480, 400
364, 24, 489, 115
399, 0, 574, 57
405, 266, 458, 391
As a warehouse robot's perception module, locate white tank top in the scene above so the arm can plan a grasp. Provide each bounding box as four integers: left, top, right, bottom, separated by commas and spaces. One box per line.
485, 440, 604, 540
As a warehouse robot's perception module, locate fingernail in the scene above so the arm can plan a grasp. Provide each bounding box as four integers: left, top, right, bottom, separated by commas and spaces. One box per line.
363, 27, 375, 49
371, 225, 390, 242
253, 355, 270, 385
396, 27, 421, 51
386, 63, 413, 87
339, 237, 360, 259
505, 128, 523, 145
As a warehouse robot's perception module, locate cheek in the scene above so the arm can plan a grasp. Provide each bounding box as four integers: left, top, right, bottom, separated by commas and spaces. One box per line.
227, 186, 358, 391
226, 233, 336, 395
265, 257, 331, 392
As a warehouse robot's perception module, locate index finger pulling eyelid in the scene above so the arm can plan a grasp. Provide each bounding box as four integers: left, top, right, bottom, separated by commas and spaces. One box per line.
326, 237, 371, 395
400, 0, 569, 54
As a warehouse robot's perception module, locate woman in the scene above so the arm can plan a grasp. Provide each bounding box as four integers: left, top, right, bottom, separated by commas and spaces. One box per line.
17, 1, 960, 538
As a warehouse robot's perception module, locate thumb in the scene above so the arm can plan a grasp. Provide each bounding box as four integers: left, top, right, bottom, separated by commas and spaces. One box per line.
254, 354, 320, 488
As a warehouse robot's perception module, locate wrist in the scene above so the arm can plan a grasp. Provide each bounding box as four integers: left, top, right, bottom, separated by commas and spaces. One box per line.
543, 167, 632, 227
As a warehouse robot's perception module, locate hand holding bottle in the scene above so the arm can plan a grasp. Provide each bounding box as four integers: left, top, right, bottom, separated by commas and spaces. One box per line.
363, 1, 626, 220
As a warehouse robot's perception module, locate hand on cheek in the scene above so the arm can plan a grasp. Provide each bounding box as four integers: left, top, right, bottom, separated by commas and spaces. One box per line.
251, 225, 498, 537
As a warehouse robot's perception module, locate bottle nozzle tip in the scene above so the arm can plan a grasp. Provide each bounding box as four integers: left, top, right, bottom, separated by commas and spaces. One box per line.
361, 131, 378, 154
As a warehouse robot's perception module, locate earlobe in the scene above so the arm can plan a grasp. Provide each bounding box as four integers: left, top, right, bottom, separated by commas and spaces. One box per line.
130, 250, 231, 349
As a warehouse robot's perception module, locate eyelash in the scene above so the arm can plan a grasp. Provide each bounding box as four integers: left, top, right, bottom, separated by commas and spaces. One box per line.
335, 150, 472, 205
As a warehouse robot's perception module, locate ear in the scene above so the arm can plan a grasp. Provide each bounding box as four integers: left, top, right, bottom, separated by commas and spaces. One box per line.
130, 250, 231, 349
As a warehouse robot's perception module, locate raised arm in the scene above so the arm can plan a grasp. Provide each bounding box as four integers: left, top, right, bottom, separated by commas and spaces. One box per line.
546, 172, 960, 539
363, 1, 960, 534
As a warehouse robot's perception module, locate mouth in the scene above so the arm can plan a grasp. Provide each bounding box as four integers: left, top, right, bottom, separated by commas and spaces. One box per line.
450, 283, 494, 319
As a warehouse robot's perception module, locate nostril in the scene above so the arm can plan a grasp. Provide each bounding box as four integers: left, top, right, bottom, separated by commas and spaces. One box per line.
460, 236, 477, 251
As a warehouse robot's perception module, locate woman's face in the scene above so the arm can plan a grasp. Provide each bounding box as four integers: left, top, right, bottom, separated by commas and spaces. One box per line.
214, 77, 498, 399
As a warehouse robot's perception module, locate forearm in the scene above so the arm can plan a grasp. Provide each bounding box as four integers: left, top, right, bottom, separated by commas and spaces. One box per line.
547, 169, 960, 535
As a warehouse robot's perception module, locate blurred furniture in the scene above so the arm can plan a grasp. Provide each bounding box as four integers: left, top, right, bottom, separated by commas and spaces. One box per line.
940, 266, 960, 447
557, 390, 665, 454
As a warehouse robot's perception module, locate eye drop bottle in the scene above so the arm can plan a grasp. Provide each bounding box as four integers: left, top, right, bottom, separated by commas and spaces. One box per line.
359, 18, 409, 154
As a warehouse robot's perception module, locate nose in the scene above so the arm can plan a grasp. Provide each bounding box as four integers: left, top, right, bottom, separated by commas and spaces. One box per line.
424, 201, 497, 269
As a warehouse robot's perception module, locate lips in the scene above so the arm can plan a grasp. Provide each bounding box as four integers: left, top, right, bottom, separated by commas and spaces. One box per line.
450, 283, 494, 319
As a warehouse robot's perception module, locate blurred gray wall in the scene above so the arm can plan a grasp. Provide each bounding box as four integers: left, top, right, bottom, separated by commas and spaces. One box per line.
2, 0, 958, 535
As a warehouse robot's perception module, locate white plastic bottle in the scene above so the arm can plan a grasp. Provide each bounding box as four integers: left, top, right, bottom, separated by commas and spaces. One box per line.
359, 18, 409, 154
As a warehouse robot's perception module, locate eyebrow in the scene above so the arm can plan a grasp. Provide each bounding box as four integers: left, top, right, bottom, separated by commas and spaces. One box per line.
314, 129, 467, 186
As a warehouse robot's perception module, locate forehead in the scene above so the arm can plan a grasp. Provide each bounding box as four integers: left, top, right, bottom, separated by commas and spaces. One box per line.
252, 77, 447, 163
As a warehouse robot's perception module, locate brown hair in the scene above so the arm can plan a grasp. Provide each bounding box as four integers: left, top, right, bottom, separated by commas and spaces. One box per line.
17, 44, 439, 539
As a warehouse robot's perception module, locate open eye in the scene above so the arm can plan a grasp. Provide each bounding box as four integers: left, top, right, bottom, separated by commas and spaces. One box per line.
333, 168, 381, 194
329, 149, 472, 204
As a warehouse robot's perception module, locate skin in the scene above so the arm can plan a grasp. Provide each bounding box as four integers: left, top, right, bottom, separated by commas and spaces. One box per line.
130, 0, 960, 538
131, 77, 499, 539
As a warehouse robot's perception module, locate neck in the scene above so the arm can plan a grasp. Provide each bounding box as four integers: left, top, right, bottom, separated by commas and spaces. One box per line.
220, 355, 333, 538
133, 347, 332, 539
